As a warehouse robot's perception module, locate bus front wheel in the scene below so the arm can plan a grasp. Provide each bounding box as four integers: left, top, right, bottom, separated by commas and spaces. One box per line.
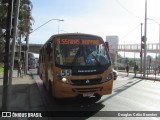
94, 94, 102, 101
48, 80, 52, 95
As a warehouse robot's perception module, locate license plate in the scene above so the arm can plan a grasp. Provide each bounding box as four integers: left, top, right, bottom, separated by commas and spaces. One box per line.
83, 93, 94, 97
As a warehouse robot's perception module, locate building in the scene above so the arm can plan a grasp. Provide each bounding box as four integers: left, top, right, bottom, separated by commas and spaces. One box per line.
106, 36, 119, 69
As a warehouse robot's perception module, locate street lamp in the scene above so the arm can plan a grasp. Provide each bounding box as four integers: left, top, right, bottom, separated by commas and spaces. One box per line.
24, 18, 64, 74
60, 29, 68, 33
30, 19, 64, 34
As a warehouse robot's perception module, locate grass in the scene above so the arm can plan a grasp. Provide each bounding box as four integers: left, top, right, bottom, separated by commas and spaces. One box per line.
0, 63, 4, 74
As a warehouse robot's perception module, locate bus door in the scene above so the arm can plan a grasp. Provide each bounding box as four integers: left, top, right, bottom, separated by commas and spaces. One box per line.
45, 42, 53, 90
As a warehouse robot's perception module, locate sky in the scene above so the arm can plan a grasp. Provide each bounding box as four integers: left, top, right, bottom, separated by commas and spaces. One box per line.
28, 0, 160, 58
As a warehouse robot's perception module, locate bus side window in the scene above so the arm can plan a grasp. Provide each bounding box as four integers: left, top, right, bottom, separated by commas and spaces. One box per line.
42, 48, 44, 63
47, 43, 52, 61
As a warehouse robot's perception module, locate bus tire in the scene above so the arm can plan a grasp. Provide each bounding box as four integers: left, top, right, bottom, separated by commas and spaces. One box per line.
40, 74, 42, 80
42, 82, 46, 88
94, 95, 102, 101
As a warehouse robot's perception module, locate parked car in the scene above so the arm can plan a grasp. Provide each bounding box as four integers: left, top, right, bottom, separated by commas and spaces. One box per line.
113, 69, 118, 80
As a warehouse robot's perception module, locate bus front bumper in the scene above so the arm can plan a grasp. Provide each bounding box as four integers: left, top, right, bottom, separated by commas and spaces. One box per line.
54, 80, 113, 98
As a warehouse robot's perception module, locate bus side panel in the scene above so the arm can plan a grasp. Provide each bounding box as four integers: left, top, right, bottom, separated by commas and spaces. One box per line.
49, 40, 56, 97
43, 53, 49, 88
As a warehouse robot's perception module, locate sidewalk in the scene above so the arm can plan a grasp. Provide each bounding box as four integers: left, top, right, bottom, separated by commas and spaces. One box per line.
0, 70, 46, 111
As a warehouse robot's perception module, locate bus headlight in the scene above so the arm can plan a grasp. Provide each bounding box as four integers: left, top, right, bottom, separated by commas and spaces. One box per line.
61, 77, 72, 84
57, 74, 71, 84
62, 77, 67, 82
101, 72, 113, 82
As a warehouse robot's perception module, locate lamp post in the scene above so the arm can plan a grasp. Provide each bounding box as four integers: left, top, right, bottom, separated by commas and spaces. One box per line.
30, 19, 64, 34
60, 30, 68, 33
24, 18, 64, 74
143, 0, 147, 78
140, 23, 143, 77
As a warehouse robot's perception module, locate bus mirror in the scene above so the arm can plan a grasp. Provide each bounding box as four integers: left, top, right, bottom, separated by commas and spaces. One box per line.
105, 42, 109, 51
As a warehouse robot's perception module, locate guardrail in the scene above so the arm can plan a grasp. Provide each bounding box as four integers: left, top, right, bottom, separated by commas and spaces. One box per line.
110, 43, 160, 53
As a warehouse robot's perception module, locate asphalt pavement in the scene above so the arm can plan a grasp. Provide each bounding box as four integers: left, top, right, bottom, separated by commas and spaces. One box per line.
0, 70, 159, 112
0, 69, 159, 120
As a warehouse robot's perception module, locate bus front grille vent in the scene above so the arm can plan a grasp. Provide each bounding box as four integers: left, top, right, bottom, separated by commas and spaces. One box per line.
73, 87, 101, 93
71, 78, 102, 85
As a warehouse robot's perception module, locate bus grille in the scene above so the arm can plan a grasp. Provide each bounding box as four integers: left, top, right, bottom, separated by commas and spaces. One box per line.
71, 78, 102, 85
73, 87, 101, 93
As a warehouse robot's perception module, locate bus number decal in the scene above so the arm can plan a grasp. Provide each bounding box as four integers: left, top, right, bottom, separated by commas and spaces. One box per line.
61, 69, 72, 76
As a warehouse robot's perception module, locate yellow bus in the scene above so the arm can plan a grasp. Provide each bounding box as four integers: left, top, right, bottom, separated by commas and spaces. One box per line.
38, 33, 113, 99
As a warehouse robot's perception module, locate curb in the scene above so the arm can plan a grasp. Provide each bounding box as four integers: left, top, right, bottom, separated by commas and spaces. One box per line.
136, 77, 160, 81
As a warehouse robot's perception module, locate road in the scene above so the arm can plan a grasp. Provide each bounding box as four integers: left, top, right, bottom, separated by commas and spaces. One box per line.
30, 69, 160, 120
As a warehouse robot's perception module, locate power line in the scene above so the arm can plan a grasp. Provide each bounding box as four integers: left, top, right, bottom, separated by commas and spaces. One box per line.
114, 0, 143, 20
120, 23, 141, 40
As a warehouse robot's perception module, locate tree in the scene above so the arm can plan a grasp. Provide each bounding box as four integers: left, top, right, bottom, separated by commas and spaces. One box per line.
0, 2, 7, 42
0, 2, 8, 62
0, 0, 34, 44
19, 0, 34, 38
0, 0, 34, 62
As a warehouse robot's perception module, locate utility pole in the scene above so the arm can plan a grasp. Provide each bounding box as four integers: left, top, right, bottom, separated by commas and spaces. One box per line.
2, 0, 14, 111
140, 23, 143, 77
159, 24, 160, 65
8, 0, 20, 110
143, 0, 147, 78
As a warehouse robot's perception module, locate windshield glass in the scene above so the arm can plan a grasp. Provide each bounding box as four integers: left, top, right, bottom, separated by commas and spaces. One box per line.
55, 35, 110, 66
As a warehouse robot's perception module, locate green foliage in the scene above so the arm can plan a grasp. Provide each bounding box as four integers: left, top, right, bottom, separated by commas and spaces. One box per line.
0, 63, 4, 74
125, 57, 134, 66
0, 0, 34, 41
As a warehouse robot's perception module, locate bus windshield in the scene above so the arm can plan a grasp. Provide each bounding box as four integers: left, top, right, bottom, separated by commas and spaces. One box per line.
55, 35, 110, 66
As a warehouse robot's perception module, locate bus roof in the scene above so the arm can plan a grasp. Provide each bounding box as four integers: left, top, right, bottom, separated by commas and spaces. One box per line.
50, 33, 102, 38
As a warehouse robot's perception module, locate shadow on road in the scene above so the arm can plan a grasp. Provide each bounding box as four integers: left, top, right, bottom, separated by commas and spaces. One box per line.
99, 79, 142, 103
31, 70, 145, 118
31, 71, 106, 118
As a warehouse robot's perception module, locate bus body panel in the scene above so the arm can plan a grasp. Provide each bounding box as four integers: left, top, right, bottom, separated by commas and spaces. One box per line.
39, 33, 114, 99
50, 66, 113, 98
53, 79, 113, 98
